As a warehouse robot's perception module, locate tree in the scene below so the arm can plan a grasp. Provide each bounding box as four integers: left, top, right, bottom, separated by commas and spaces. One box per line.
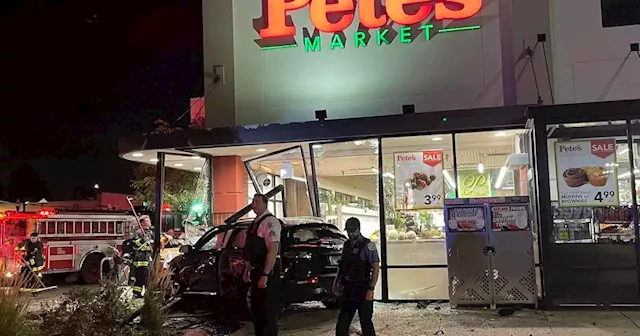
130, 164, 199, 211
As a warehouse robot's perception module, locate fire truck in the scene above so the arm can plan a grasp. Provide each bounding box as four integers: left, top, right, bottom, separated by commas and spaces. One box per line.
0, 209, 137, 284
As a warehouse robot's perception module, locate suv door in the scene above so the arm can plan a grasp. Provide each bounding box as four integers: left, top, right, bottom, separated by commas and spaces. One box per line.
218, 228, 248, 298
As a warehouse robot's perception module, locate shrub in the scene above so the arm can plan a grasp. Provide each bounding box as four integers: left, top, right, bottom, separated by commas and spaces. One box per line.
0, 272, 36, 336
39, 279, 135, 336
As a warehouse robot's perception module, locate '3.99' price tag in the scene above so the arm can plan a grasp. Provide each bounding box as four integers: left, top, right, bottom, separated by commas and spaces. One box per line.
594, 191, 616, 203
424, 194, 443, 206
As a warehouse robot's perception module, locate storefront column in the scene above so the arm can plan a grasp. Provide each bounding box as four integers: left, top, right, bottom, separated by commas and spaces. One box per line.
532, 119, 553, 308
153, 152, 165, 257
376, 137, 389, 301
212, 156, 248, 223
625, 120, 640, 293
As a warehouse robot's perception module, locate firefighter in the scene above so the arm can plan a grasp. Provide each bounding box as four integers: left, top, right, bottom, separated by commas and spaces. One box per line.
242, 194, 283, 336
132, 230, 152, 298
0, 239, 14, 274
19, 233, 45, 279
333, 217, 380, 336
122, 233, 136, 286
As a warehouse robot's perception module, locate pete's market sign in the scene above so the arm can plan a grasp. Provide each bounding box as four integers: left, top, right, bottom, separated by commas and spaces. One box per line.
254, 0, 483, 52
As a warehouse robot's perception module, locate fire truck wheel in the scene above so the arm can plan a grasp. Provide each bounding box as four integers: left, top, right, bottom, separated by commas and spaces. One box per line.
81, 253, 106, 284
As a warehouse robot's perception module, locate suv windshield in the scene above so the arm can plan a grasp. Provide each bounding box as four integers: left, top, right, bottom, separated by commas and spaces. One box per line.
291, 224, 346, 244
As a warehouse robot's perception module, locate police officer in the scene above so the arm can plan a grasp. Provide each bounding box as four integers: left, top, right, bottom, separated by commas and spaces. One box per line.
243, 194, 283, 336
132, 231, 152, 298
333, 217, 380, 336
19, 233, 45, 278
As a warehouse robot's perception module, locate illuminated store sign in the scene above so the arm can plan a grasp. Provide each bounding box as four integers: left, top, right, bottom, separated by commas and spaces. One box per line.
254, 0, 483, 51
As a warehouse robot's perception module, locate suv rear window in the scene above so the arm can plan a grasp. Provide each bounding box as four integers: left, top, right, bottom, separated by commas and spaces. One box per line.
291, 225, 346, 244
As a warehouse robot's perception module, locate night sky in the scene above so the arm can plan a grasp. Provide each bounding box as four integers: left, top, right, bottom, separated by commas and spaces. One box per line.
0, 0, 203, 201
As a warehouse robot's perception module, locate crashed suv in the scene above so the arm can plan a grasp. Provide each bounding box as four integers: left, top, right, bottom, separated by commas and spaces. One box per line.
169, 216, 346, 310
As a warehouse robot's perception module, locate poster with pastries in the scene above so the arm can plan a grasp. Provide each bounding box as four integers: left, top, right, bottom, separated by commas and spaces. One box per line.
554, 139, 619, 207
394, 151, 445, 210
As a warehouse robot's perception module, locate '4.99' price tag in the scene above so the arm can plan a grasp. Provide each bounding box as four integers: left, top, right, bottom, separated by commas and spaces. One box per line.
594, 191, 616, 203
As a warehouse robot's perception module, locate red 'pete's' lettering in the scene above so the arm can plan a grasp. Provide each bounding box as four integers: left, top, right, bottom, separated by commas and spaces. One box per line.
558, 145, 582, 152
259, 0, 483, 38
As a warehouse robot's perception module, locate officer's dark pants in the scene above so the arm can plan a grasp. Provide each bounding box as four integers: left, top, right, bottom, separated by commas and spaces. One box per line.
336, 283, 375, 336
133, 266, 148, 297
250, 270, 282, 336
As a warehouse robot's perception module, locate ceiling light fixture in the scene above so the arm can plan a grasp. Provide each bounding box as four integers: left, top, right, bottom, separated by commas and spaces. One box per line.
194, 167, 202, 171
477, 163, 484, 174
132, 153, 143, 157
618, 147, 630, 155
174, 163, 184, 167
494, 166, 508, 188
383, 172, 395, 179
443, 170, 456, 188
257, 148, 267, 152
495, 132, 507, 137
371, 168, 379, 174
432, 137, 443, 141
312, 144, 323, 149
191, 156, 204, 160
149, 158, 158, 163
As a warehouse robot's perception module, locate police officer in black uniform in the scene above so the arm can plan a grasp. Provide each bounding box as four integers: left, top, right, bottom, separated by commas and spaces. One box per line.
243, 194, 283, 336
333, 217, 380, 336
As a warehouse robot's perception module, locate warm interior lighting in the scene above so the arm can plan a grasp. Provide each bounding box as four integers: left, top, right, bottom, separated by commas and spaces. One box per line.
257, 148, 267, 152
149, 158, 159, 163
174, 163, 184, 167
477, 163, 484, 174
432, 137, 443, 141
132, 152, 144, 157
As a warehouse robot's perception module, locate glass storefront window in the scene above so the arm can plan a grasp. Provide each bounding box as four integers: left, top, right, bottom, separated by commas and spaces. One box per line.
246, 147, 313, 217
311, 140, 379, 236
547, 122, 632, 244
381, 134, 454, 300
454, 130, 531, 198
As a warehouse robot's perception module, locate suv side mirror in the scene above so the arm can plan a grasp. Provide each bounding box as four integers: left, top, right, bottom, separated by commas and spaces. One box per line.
179, 245, 192, 254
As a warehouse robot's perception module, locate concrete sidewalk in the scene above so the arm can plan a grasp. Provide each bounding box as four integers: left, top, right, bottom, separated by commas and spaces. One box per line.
233, 302, 640, 336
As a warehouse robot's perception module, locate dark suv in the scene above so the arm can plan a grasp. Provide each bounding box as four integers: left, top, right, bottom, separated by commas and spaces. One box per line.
169, 216, 346, 310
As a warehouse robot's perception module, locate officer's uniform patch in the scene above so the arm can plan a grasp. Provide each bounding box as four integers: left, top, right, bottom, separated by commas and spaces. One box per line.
367, 242, 377, 251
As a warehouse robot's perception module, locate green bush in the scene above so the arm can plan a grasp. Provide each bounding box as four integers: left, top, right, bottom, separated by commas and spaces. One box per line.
0, 274, 35, 336
39, 279, 136, 336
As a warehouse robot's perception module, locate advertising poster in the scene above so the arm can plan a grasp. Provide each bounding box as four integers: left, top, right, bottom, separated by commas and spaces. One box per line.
457, 170, 491, 198
554, 139, 619, 207
394, 151, 445, 210
447, 206, 486, 232
490, 205, 529, 231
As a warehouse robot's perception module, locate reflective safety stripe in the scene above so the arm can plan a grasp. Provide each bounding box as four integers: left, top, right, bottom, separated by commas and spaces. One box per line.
32, 265, 44, 272
133, 261, 149, 267
130, 277, 136, 281
132, 286, 143, 293
29, 259, 35, 265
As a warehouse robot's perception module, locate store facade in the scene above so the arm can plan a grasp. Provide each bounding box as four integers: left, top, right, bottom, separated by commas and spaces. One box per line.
120, 99, 640, 307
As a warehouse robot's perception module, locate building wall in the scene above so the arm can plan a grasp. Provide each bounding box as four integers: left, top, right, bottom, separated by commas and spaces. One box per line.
550, 0, 640, 104
203, 0, 552, 127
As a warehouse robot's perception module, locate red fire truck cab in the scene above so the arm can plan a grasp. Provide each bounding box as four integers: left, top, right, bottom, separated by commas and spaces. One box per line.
0, 209, 137, 284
